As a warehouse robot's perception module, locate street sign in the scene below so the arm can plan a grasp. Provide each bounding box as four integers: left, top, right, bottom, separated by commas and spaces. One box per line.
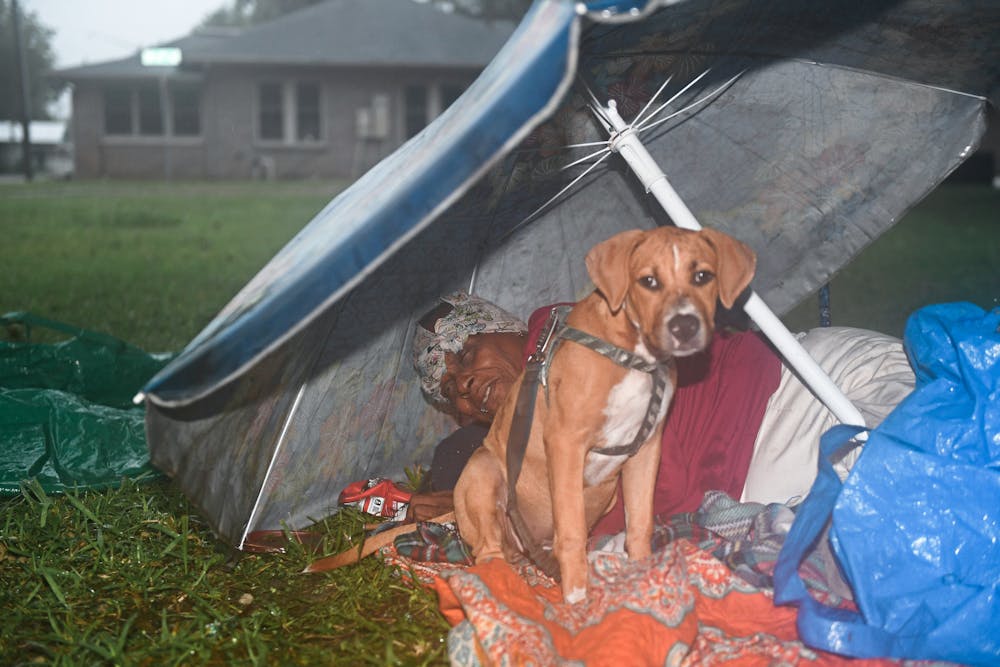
141, 47, 182, 67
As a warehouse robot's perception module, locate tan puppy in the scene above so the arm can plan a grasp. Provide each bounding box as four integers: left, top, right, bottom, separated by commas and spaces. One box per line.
453, 226, 756, 603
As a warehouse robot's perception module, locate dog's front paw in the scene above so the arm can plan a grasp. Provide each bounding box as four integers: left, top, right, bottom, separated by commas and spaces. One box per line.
560, 563, 589, 604
564, 585, 587, 605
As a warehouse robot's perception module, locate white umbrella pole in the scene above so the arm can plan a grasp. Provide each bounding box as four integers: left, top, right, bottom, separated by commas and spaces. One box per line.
603, 101, 867, 429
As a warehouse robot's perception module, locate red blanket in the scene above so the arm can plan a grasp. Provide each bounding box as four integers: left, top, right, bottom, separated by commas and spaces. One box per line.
382, 539, 910, 667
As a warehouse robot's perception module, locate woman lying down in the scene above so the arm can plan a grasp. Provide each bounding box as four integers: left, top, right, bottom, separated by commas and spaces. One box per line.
405, 290, 915, 538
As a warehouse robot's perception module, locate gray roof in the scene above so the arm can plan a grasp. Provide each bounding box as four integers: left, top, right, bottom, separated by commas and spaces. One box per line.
192, 0, 517, 67
56, 0, 517, 82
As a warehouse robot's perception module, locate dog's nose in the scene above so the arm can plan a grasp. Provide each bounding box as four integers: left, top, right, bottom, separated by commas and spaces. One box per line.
668, 314, 700, 343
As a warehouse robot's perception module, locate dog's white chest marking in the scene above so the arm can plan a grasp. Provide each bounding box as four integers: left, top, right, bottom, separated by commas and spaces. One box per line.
583, 450, 630, 486
583, 345, 672, 486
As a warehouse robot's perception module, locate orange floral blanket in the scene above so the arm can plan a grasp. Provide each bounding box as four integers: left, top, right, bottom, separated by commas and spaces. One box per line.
383, 538, 919, 667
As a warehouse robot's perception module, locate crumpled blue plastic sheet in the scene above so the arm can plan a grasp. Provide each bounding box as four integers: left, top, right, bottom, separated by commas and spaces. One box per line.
775, 302, 1000, 666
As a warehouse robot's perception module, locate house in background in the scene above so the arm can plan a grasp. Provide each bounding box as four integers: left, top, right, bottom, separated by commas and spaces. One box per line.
56, 0, 516, 180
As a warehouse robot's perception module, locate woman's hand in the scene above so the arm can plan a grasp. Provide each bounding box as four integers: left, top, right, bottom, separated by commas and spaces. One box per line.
405, 490, 455, 522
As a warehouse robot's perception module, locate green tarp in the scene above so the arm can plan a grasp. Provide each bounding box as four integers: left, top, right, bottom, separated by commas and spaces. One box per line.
0, 313, 171, 495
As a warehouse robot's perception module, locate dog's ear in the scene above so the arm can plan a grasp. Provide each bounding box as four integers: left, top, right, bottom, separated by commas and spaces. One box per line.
701, 228, 757, 308
586, 229, 646, 313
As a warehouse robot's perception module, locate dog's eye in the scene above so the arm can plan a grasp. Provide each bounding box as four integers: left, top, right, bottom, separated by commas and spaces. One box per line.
638, 275, 659, 290
692, 270, 715, 286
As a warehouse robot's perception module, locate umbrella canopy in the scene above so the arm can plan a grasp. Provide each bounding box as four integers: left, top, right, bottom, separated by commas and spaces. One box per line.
142, 0, 1000, 547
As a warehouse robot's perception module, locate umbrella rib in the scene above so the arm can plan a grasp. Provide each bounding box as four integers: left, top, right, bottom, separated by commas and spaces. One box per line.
637, 71, 743, 134
636, 90, 719, 134
632, 74, 674, 128
633, 68, 713, 132
238, 381, 308, 549
563, 145, 613, 170
500, 149, 613, 242
565, 140, 611, 149
637, 69, 713, 129
583, 82, 615, 133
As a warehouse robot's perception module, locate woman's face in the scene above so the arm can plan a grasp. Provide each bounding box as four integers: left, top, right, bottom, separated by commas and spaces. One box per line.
440, 331, 524, 424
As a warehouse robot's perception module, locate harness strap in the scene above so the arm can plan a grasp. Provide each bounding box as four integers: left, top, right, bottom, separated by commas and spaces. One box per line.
505, 354, 561, 579
505, 307, 566, 579
557, 326, 662, 374
556, 326, 671, 457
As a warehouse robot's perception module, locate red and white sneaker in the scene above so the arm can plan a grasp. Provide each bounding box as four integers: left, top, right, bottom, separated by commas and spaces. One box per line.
338, 478, 412, 521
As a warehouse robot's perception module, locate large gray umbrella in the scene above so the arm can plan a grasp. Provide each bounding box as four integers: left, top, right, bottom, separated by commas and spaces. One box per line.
142, 0, 999, 548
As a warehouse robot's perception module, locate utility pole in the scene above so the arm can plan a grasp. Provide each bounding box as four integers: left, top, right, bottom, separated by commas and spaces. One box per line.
11, 0, 34, 181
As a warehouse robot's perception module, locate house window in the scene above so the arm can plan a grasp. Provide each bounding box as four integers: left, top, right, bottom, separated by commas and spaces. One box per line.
258, 81, 322, 143
104, 87, 132, 135
172, 85, 201, 136
137, 85, 163, 135
102, 83, 201, 138
258, 83, 284, 141
404, 85, 428, 138
296, 82, 320, 142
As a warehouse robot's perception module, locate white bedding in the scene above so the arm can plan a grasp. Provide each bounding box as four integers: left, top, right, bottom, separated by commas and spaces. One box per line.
741, 327, 916, 506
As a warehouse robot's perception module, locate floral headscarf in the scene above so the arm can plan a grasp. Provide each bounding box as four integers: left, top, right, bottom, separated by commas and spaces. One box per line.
413, 291, 526, 409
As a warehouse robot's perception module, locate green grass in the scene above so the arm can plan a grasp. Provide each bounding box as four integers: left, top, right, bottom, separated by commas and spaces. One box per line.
0, 180, 997, 664
782, 184, 999, 337
0, 181, 340, 352
1, 479, 449, 665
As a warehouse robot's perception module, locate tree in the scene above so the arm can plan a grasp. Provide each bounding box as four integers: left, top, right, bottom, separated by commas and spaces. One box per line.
0, 0, 59, 120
